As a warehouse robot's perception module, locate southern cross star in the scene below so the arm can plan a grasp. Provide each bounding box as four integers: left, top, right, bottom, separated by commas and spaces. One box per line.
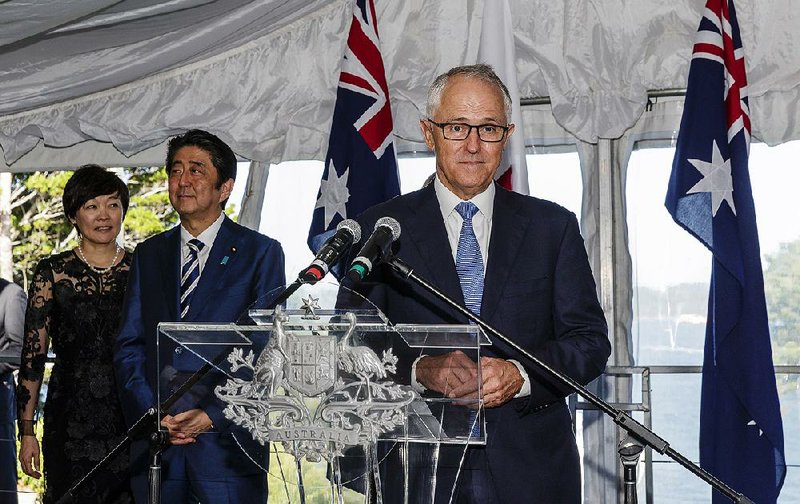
301, 295, 320, 317
747, 419, 764, 437
686, 139, 736, 217
314, 160, 350, 229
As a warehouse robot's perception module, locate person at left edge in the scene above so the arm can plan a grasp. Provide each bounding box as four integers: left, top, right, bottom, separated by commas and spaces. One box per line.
114, 129, 286, 504
0, 277, 25, 504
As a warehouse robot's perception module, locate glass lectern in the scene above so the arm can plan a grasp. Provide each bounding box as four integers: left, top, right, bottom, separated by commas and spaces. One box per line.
156, 283, 490, 503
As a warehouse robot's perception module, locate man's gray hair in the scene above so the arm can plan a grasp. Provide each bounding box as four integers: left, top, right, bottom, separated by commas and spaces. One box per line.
425, 64, 512, 122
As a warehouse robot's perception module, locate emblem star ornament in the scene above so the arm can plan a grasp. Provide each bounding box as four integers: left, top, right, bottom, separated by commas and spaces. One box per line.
314, 160, 350, 229
301, 295, 321, 317
686, 140, 737, 217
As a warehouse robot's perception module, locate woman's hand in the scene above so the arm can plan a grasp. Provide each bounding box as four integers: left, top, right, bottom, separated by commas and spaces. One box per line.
18, 435, 41, 478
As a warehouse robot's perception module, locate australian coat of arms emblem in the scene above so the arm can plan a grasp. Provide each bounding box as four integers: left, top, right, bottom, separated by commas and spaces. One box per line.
214, 307, 417, 462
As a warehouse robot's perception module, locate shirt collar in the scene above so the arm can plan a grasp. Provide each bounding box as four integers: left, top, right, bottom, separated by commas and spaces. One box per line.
180, 212, 225, 249
433, 174, 495, 221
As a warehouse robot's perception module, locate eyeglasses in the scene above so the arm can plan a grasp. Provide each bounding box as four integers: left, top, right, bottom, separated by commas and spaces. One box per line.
426, 119, 510, 143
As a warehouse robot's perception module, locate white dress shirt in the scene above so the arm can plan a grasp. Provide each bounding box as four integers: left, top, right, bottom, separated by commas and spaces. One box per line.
434, 175, 494, 270
179, 212, 225, 275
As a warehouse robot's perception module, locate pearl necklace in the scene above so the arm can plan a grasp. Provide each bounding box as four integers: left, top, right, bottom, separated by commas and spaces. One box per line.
77, 244, 121, 274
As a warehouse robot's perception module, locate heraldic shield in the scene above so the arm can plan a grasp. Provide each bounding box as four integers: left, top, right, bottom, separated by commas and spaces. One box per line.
286, 333, 336, 396
155, 282, 489, 504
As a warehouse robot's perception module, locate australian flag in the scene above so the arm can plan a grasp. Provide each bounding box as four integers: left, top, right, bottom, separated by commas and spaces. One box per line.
308, 0, 400, 257
665, 0, 786, 502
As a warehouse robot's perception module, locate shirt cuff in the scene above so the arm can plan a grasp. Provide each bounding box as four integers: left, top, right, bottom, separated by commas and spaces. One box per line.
508, 359, 530, 398
410, 355, 428, 393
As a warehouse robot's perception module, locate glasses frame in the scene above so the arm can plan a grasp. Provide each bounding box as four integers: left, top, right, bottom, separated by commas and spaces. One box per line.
426, 119, 510, 143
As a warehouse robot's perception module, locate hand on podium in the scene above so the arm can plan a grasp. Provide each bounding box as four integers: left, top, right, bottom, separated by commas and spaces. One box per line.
416, 350, 479, 399
415, 352, 524, 409
479, 356, 523, 408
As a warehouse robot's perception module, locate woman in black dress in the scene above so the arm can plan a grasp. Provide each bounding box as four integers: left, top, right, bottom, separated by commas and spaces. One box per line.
17, 165, 134, 503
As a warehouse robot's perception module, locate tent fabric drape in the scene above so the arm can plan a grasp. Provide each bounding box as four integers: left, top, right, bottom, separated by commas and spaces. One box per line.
0, 0, 347, 166
3, 0, 800, 170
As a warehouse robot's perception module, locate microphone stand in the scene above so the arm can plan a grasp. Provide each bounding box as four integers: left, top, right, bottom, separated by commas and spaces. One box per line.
55, 278, 307, 504
268, 277, 306, 310
384, 255, 753, 504
618, 435, 644, 504
54, 353, 221, 504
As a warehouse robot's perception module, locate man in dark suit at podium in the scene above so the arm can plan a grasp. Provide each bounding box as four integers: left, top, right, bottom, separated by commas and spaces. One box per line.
114, 130, 285, 503
341, 64, 610, 503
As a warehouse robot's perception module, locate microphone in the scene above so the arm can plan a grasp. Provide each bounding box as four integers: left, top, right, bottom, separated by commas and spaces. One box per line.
300, 219, 362, 283
347, 217, 401, 282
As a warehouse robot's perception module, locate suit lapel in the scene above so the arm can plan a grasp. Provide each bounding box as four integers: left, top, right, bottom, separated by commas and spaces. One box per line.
401, 186, 465, 307
482, 188, 529, 321
185, 217, 239, 321
158, 227, 181, 321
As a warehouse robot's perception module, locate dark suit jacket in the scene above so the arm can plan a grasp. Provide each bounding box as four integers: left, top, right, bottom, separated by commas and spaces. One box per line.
340, 183, 610, 503
114, 216, 285, 480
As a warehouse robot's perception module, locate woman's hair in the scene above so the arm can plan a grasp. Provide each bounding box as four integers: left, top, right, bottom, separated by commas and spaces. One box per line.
62, 164, 130, 226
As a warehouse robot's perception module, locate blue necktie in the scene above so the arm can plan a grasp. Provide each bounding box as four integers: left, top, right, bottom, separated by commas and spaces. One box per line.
454, 201, 484, 438
455, 201, 484, 316
180, 238, 205, 319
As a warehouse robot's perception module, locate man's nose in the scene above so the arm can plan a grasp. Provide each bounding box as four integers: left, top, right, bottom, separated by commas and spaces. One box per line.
465, 127, 482, 152
178, 171, 190, 186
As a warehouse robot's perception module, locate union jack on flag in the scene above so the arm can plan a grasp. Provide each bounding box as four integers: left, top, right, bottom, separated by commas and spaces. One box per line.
665, 0, 785, 502
308, 0, 400, 256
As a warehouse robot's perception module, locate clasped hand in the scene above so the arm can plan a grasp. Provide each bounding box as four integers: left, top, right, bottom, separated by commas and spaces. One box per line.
161, 409, 213, 445
416, 351, 524, 408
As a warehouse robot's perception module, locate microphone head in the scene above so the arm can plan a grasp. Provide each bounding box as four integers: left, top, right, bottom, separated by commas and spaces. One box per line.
375, 216, 401, 240
337, 218, 362, 243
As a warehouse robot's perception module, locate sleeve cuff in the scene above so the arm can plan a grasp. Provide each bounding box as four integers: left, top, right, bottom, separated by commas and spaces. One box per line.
508, 359, 531, 398
410, 355, 428, 394
17, 419, 36, 440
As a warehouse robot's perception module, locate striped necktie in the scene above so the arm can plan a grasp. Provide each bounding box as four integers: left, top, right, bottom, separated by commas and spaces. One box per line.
180, 238, 205, 319
455, 201, 484, 438
455, 201, 484, 316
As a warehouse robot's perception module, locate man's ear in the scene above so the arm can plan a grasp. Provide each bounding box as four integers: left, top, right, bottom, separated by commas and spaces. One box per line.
503, 123, 516, 147
219, 178, 234, 202
420, 120, 436, 151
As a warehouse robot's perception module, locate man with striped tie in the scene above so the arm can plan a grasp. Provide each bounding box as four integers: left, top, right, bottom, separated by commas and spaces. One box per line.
114, 130, 285, 503
341, 65, 610, 503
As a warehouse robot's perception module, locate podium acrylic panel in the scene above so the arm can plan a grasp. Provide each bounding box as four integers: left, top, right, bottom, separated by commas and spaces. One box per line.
156, 316, 486, 444
155, 282, 490, 503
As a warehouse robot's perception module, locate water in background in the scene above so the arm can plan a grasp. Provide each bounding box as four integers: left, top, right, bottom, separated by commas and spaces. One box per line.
633, 319, 798, 503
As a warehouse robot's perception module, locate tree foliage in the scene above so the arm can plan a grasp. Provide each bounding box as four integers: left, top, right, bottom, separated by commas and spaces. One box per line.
764, 238, 800, 368
10, 171, 75, 288
120, 167, 178, 249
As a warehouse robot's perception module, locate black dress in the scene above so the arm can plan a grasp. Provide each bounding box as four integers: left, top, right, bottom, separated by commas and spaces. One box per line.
17, 250, 133, 504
